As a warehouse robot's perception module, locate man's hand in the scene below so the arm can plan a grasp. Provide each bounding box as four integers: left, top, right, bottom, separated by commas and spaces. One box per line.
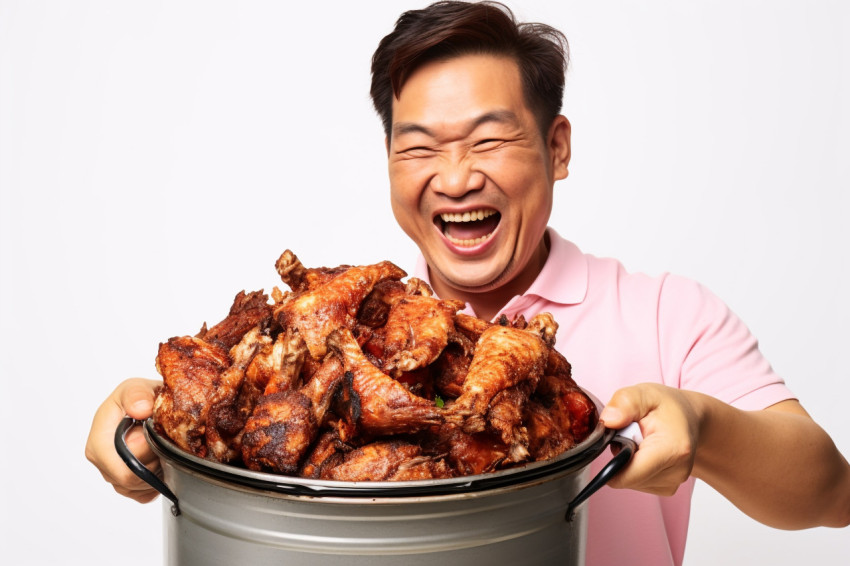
599, 383, 850, 529
599, 383, 701, 496
85, 378, 162, 503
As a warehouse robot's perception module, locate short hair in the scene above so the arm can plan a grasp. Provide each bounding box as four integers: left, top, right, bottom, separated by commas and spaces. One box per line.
370, 1, 569, 139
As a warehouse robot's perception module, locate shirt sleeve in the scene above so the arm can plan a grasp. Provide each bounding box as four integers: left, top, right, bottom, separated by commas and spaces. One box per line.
656, 274, 795, 410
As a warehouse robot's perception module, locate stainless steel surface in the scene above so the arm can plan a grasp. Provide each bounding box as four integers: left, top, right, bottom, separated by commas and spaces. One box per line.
159, 458, 590, 565
142, 391, 611, 566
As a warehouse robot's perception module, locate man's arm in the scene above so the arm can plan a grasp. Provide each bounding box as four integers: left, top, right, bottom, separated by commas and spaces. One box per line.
600, 384, 850, 529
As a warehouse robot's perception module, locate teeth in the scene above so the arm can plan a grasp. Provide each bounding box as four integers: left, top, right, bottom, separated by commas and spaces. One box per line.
438, 209, 498, 247
445, 234, 491, 247
439, 209, 496, 223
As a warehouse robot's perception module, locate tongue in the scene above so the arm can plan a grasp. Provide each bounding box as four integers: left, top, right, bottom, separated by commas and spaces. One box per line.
444, 214, 500, 240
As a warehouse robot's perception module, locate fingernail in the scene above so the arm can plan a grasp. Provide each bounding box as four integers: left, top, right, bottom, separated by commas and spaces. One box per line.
599, 408, 621, 423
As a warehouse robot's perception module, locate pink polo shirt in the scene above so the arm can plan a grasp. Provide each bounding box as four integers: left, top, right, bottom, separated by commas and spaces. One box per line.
414, 227, 795, 566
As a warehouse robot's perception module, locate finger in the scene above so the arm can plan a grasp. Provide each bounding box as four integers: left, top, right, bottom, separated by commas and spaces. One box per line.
113, 482, 161, 504
89, 426, 160, 494
599, 385, 654, 429
605, 438, 689, 495
118, 378, 160, 420
124, 424, 162, 468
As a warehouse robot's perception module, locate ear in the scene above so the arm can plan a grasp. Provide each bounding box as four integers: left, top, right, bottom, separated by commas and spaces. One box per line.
385, 135, 391, 157
547, 115, 571, 181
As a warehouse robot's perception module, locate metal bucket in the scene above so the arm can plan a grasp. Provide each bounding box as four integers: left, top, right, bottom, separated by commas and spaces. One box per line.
116, 394, 635, 566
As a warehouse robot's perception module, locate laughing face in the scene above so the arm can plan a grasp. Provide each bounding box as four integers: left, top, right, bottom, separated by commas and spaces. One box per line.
387, 54, 571, 319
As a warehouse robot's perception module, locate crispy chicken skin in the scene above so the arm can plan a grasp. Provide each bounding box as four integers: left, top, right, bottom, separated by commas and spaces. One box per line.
356, 280, 408, 328
299, 428, 347, 478
275, 250, 351, 293
487, 382, 534, 463
274, 259, 406, 359
153, 336, 231, 457
432, 423, 509, 476
153, 251, 598, 479
431, 342, 472, 398
446, 313, 557, 433
525, 361, 598, 460
241, 355, 344, 473
327, 327, 443, 437
380, 294, 465, 377
259, 327, 308, 395
198, 290, 273, 350
205, 326, 268, 462
321, 440, 451, 481
453, 312, 493, 343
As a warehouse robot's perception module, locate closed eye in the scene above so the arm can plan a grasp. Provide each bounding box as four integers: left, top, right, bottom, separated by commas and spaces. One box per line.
474, 139, 505, 151
397, 146, 436, 157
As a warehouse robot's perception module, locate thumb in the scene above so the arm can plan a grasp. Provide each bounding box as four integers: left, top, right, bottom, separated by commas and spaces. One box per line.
599, 385, 650, 429
117, 378, 160, 420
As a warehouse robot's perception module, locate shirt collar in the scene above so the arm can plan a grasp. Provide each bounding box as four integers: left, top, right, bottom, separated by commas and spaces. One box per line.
412, 227, 588, 307
525, 227, 588, 305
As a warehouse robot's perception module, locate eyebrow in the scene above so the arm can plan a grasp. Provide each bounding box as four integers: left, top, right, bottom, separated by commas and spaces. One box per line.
392, 109, 521, 139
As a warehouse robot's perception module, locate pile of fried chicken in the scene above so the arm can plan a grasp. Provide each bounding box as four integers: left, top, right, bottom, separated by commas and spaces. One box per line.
152, 250, 597, 481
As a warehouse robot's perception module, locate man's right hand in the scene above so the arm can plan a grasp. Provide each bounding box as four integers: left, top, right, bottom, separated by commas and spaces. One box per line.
85, 378, 162, 503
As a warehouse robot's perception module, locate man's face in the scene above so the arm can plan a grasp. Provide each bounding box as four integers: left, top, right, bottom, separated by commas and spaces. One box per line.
388, 53, 570, 301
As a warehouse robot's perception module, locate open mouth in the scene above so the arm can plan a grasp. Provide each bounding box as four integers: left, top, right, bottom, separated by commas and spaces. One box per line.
435, 209, 501, 247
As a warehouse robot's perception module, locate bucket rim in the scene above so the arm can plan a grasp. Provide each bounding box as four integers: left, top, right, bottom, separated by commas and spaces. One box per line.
144, 389, 612, 499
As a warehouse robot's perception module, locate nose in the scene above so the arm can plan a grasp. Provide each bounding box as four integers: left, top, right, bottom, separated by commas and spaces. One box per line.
430, 154, 485, 198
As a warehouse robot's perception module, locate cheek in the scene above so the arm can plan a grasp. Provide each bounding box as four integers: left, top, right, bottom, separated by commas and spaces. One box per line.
484, 154, 548, 201
389, 162, 429, 210
388, 172, 422, 236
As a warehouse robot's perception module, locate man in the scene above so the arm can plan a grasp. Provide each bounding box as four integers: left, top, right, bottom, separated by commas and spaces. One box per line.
86, 2, 850, 564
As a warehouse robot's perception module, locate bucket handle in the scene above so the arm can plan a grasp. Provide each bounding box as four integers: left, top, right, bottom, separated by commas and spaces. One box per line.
115, 417, 180, 516
565, 422, 642, 521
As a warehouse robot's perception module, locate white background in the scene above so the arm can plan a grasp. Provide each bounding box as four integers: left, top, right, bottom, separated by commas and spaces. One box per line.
1, 1, 848, 564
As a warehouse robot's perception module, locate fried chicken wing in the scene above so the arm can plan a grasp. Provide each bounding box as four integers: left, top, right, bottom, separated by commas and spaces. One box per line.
430, 340, 474, 398
205, 327, 269, 462
274, 260, 406, 358
198, 290, 273, 349
275, 250, 351, 293
356, 280, 407, 329
327, 327, 443, 437
321, 440, 450, 481
218, 327, 307, 448
379, 294, 465, 377
446, 313, 557, 434
241, 355, 344, 473
453, 312, 493, 343
432, 424, 509, 476
300, 428, 348, 479
260, 327, 308, 395
152, 336, 231, 457
525, 371, 598, 461
356, 278, 433, 328
523, 398, 567, 462
486, 381, 534, 463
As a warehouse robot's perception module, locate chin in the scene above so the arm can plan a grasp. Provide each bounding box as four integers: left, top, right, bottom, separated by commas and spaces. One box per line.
439, 259, 514, 293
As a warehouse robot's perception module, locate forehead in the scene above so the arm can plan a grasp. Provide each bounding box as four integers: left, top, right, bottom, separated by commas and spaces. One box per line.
391, 54, 533, 134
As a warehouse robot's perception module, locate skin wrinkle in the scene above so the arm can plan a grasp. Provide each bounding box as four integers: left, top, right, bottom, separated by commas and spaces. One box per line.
392, 109, 523, 143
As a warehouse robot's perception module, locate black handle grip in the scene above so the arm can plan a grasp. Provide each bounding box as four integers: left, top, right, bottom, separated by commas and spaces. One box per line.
114, 417, 180, 516
564, 433, 637, 521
